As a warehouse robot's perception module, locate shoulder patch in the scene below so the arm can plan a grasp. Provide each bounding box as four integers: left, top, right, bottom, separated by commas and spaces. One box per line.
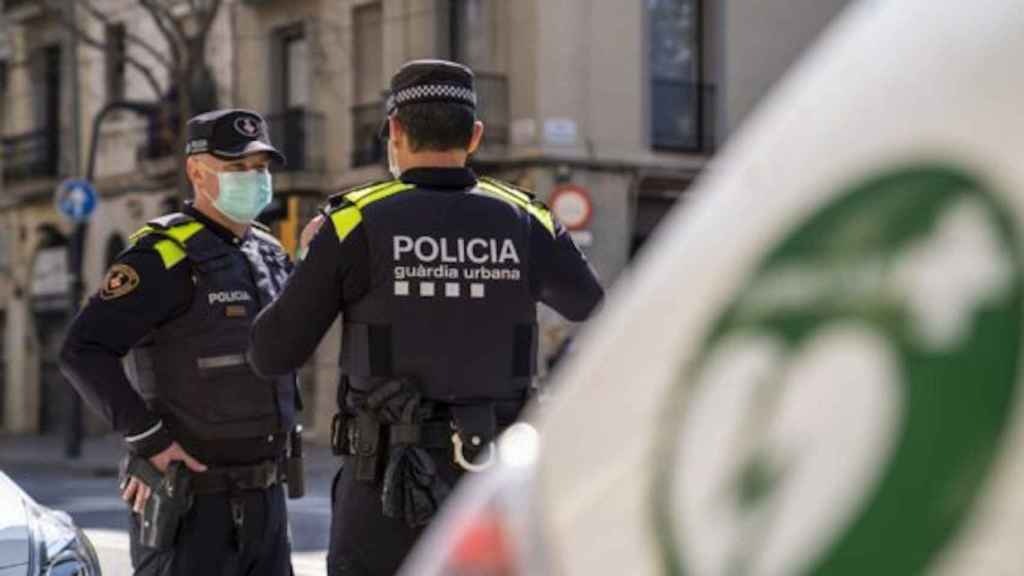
99, 264, 141, 300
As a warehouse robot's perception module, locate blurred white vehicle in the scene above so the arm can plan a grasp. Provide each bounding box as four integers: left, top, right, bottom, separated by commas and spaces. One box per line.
401, 0, 1024, 574
0, 471, 101, 576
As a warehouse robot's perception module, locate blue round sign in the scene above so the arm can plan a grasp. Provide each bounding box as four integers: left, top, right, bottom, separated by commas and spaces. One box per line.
55, 179, 98, 222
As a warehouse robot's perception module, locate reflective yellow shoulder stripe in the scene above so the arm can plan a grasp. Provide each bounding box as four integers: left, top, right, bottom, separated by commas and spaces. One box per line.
129, 226, 156, 243
345, 180, 404, 204
480, 177, 532, 204
164, 222, 204, 243
330, 206, 363, 243
129, 221, 204, 269
352, 181, 415, 208
477, 181, 556, 236
153, 240, 187, 269
326, 182, 413, 244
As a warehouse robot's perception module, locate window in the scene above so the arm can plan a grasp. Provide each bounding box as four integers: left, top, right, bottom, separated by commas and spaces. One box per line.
351, 3, 383, 167
105, 23, 126, 102
648, 0, 702, 151
353, 3, 382, 106
449, 0, 496, 70
282, 28, 309, 111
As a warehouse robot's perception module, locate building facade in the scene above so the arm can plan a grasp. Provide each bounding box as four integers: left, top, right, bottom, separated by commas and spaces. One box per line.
0, 0, 853, 439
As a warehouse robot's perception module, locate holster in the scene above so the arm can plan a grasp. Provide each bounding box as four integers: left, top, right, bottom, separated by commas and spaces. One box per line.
330, 412, 352, 456
353, 411, 382, 482
121, 455, 193, 550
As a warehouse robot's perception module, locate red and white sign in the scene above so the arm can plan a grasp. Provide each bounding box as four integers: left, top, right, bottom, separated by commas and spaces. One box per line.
550, 184, 593, 231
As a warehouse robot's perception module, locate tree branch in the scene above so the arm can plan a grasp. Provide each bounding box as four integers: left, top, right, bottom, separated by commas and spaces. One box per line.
195, 0, 223, 50
72, 0, 175, 71
45, 2, 164, 99
139, 0, 185, 65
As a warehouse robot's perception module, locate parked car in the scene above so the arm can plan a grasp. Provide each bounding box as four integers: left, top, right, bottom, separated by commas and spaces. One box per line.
0, 470, 101, 576
400, 1, 1024, 574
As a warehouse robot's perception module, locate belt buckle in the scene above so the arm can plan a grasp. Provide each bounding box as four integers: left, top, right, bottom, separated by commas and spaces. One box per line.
451, 432, 496, 472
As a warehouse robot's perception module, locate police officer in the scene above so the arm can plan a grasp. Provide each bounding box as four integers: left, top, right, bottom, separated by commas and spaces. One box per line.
60, 109, 300, 576
248, 60, 605, 575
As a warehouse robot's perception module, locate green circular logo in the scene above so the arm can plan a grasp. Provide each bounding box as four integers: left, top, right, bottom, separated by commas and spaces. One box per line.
653, 165, 1023, 575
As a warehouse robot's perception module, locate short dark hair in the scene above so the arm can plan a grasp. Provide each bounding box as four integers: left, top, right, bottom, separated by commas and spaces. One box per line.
394, 102, 475, 152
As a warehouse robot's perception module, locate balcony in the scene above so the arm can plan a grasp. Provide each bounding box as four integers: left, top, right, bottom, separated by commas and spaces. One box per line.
351, 102, 384, 169
475, 72, 508, 150
2, 130, 58, 182
266, 109, 326, 173
651, 80, 716, 154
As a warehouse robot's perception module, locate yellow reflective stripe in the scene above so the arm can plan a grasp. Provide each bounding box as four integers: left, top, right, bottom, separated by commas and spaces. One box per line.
331, 207, 363, 243
129, 226, 155, 243
164, 222, 204, 243
153, 239, 187, 269
130, 221, 204, 269
478, 182, 556, 236
481, 177, 532, 204
352, 182, 414, 208
345, 180, 401, 203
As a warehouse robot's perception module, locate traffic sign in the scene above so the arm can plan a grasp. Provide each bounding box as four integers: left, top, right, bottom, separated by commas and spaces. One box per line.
55, 179, 99, 223
550, 184, 593, 231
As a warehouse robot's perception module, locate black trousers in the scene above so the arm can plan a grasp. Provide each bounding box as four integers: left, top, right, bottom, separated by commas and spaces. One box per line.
327, 452, 464, 576
129, 484, 292, 576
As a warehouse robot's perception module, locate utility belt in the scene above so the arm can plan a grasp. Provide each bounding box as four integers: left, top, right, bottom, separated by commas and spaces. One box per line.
330, 378, 507, 527
121, 427, 305, 551
330, 405, 499, 481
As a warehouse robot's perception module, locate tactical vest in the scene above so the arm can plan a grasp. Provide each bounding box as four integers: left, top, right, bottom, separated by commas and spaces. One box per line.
125, 213, 296, 442
329, 178, 553, 403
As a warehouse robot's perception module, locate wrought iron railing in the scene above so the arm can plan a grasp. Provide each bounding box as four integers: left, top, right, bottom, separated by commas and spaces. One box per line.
2, 129, 58, 181
266, 109, 326, 172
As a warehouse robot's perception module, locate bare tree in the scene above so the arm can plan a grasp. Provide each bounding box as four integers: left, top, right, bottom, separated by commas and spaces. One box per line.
43, 0, 224, 194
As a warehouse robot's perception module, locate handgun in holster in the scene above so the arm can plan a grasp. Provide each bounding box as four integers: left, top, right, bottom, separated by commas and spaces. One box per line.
330, 412, 352, 456
352, 411, 382, 482
286, 425, 305, 499
120, 455, 193, 550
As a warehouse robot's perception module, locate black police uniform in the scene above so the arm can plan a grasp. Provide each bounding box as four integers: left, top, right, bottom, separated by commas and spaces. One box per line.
59, 109, 298, 576
248, 60, 603, 576
250, 167, 602, 575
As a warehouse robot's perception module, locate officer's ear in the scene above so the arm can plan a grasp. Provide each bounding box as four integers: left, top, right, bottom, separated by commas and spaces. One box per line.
466, 121, 485, 155
388, 116, 405, 149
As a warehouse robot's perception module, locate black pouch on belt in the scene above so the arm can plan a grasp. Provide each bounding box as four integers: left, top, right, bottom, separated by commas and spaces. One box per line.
451, 404, 497, 462
286, 426, 305, 499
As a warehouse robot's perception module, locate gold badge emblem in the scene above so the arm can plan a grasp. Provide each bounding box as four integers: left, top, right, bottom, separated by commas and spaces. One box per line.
99, 264, 140, 300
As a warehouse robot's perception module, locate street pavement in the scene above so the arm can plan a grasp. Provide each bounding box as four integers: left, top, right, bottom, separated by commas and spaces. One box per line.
0, 434, 336, 575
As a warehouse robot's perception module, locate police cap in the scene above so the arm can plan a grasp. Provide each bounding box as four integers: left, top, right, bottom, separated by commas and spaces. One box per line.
380, 59, 477, 138
185, 109, 286, 166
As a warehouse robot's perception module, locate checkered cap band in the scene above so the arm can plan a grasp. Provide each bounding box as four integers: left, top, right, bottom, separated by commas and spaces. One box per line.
386, 84, 477, 114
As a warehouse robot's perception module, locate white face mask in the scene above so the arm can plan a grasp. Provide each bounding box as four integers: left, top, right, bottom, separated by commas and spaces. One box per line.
388, 139, 402, 180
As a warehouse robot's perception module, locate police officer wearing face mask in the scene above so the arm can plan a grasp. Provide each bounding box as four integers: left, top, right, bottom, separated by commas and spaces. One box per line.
248, 60, 605, 576
60, 109, 300, 576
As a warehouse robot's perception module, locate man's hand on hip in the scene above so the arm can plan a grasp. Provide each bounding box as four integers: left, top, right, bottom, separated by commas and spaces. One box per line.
121, 442, 207, 514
